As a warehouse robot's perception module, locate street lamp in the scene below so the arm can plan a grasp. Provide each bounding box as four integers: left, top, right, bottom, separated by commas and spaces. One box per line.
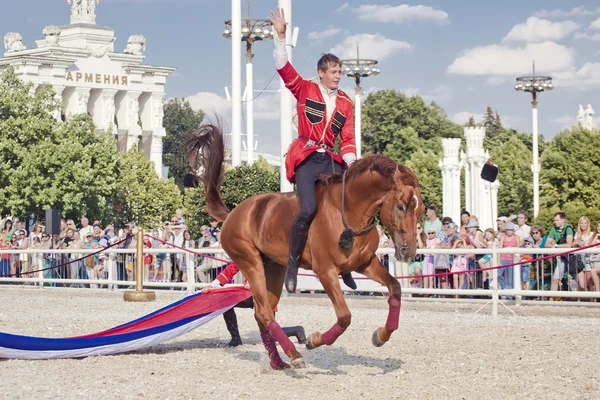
223, 2, 274, 165
514, 61, 553, 219
341, 46, 380, 159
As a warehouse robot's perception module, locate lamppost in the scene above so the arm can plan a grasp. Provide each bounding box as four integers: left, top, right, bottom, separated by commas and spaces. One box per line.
514, 62, 553, 219
341, 46, 380, 159
223, 3, 274, 165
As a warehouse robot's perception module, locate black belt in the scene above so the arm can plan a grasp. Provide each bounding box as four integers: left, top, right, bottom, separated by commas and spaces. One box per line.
298, 136, 336, 153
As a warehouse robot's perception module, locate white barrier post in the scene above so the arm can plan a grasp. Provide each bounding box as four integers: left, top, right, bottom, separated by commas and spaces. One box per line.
187, 251, 195, 293
491, 246, 498, 318
514, 253, 522, 306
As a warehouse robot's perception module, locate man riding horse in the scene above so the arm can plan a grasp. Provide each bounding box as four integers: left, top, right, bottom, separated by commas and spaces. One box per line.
269, 8, 358, 293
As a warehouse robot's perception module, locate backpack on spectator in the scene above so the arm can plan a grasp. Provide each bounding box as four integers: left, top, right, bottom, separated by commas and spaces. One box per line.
557, 225, 584, 277
85, 255, 95, 268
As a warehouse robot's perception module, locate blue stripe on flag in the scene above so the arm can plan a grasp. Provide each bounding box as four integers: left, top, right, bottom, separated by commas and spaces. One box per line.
0, 313, 208, 351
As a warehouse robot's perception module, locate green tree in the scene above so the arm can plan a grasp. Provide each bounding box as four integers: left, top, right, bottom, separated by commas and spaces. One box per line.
466, 115, 476, 127
0, 66, 117, 220
361, 90, 463, 162
489, 135, 533, 216
163, 98, 205, 191
483, 106, 503, 139
405, 149, 442, 208
114, 148, 183, 228
183, 186, 210, 239
539, 128, 600, 213
182, 158, 279, 240
221, 162, 280, 209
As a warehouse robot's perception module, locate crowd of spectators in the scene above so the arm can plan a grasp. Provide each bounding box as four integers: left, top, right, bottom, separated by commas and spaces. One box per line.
3, 206, 600, 299
0, 210, 229, 287
376, 206, 600, 299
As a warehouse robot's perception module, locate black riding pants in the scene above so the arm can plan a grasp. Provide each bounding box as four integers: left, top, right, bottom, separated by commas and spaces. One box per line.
289, 152, 342, 261
223, 297, 254, 340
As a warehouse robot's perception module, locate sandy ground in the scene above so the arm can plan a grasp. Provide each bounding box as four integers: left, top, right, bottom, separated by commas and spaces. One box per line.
1, 287, 599, 400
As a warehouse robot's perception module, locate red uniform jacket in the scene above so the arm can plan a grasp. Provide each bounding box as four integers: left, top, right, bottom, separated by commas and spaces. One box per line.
277, 62, 356, 184
215, 262, 241, 286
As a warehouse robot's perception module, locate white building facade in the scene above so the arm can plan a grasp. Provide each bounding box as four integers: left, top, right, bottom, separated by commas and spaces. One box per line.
0, 0, 174, 177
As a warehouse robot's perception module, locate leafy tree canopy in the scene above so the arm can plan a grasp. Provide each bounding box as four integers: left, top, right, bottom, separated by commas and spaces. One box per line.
540, 128, 600, 214
163, 98, 205, 191
114, 148, 183, 229
0, 66, 117, 221
361, 90, 463, 163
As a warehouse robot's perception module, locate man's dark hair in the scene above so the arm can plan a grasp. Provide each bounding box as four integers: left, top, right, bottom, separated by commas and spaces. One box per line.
441, 216, 453, 225
427, 205, 438, 214
554, 212, 566, 220
317, 53, 341, 72
461, 210, 470, 217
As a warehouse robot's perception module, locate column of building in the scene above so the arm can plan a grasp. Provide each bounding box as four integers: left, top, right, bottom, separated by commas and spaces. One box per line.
439, 138, 462, 224
463, 127, 496, 230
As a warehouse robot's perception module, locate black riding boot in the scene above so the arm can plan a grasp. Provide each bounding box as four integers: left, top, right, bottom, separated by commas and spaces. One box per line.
282, 325, 307, 344
286, 216, 312, 293
342, 273, 357, 290
223, 308, 242, 346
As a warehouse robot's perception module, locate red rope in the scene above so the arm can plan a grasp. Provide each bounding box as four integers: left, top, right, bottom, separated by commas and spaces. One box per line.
144, 234, 231, 264
299, 241, 600, 281
0, 236, 132, 278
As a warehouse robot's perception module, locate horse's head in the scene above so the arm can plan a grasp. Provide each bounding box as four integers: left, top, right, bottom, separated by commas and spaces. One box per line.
379, 165, 424, 262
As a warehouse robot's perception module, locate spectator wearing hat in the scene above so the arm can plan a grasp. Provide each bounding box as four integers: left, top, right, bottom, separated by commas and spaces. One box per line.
496, 216, 509, 241
466, 219, 485, 289
209, 217, 221, 242
431, 220, 459, 290
520, 236, 535, 291
498, 221, 522, 297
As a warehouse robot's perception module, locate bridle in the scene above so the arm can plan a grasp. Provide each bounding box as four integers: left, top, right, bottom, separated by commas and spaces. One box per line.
338, 169, 377, 249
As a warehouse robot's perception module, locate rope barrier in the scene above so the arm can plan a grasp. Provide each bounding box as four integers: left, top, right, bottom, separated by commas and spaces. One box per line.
0, 235, 132, 278
144, 234, 231, 264
298, 241, 600, 281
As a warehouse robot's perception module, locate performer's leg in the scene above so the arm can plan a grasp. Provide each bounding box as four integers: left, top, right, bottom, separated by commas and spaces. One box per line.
286, 157, 320, 293
223, 308, 242, 346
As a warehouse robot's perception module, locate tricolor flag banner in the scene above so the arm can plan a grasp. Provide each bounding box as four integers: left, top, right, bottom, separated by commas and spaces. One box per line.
0, 287, 252, 360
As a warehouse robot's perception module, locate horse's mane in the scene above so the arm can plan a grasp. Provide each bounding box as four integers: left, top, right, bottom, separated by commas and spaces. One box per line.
317, 154, 419, 188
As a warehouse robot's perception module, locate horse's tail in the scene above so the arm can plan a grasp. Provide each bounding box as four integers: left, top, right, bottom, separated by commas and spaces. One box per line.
185, 123, 230, 221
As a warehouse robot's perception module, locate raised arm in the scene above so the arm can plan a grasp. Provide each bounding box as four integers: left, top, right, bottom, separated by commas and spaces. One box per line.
268, 8, 302, 98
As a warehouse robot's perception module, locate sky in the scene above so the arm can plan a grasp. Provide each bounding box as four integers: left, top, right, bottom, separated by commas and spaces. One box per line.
2, 0, 600, 156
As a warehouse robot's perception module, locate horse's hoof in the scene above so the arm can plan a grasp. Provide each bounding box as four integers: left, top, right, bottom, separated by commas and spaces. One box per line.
290, 357, 308, 369
372, 328, 385, 347
306, 334, 316, 350
271, 361, 291, 370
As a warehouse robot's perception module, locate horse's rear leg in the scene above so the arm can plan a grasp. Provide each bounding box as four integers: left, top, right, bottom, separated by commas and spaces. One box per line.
262, 260, 307, 369
232, 249, 305, 369
361, 256, 401, 346
306, 268, 351, 350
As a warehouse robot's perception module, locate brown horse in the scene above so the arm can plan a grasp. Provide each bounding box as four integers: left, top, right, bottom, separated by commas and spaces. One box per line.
187, 124, 424, 369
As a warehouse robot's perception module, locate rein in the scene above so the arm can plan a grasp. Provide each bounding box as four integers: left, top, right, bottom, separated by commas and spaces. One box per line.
338, 168, 377, 249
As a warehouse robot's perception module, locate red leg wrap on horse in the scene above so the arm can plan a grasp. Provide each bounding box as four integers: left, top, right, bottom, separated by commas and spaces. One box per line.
385, 295, 401, 331
320, 323, 346, 346
261, 331, 286, 368
267, 321, 295, 355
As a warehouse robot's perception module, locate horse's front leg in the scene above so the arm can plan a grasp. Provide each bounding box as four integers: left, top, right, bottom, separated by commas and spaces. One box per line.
306, 267, 351, 350
361, 256, 401, 347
